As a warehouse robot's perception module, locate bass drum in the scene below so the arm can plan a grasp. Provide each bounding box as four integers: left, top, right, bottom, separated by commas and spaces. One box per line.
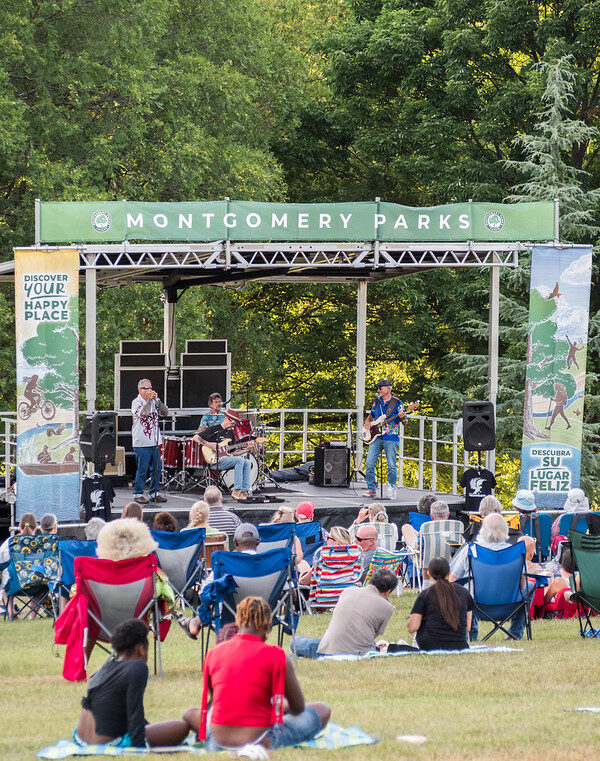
162, 436, 183, 469
220, 453, 259, 492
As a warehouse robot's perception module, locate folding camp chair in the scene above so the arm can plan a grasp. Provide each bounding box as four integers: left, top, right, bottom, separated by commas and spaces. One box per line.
362, 548, 407, 594
257, 524, 295, 553
308, 544, 362, 612
467, 542, 533, 642
58, 539, 97, 599
567, 530, 600, 638
210, 547, 297, 648
559, 513, 590, 537
520, 513, 552, 561
73, 554, 163, 675
5, 534, 60, 620
294, 521, 324, 566
150, 527, 205, 611
412, 519, 464, 591
408, 511, 430, 531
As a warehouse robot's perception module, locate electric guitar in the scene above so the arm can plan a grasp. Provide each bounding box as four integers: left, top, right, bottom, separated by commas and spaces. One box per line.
360, 401, 420, 444
202, 437, 267, 466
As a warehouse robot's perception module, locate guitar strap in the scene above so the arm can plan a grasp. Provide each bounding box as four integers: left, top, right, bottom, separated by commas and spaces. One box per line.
384, 396, 401, 421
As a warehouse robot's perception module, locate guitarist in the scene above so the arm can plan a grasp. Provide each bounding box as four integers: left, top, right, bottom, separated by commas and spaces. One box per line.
363, 380, 407, 499
193, 417, 253, 501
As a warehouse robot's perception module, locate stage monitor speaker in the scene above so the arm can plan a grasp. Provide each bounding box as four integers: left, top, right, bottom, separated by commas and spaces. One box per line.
117, 367, 166, 410
462, 401, 495, 451
81, 412, 117, 467
180, 353, 229, 367
314, 444, 350, 487
120, 340, 163, 354
119, 353, 167, 368
186, 340, 227, 353
181, 367, 228, 408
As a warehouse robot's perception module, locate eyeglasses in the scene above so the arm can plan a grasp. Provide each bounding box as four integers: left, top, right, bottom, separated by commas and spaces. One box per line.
140, 386, 152, 390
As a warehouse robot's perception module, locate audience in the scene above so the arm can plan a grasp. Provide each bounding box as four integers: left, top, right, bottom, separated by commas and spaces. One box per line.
295, 501, 315, 523
186, 596, 330, 751
122, 502, 144, 521
270, 506, 304, 565
407, 557, 473, 651
96, 519, 157, 562
153, 511, 178, 532
183, 501, 220, 536
40, 513, 58, 534
298, 526, 351, 586
294, 569, 398, 657
544, 548, 578, 606
84, 517, 105, 541
550, 488, 590, 541
512, 489, 538, 516
402, 499, 450, 550
204, 486, 241, 535
463, 495, 502, 542
74, 619, 193, 748
0, 512, 38, 616
355, 524, 378, 582
417, 493, 438, 515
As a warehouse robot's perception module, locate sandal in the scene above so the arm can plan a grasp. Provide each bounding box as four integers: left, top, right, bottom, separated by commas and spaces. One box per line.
175, 612, 198, 640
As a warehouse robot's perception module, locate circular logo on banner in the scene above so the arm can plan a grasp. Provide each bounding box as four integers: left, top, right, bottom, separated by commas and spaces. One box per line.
91, 210, 111, 233
484, 211, 505, 232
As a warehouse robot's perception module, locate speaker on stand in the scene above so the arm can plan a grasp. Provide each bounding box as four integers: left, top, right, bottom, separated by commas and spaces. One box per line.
462, 401, 495, 466
80, 412, 117, 471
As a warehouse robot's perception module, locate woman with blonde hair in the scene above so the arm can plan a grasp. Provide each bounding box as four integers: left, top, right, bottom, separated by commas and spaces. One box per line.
183, 501, 220, 537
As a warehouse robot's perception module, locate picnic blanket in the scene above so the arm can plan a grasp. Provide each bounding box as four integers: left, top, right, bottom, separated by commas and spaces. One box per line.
317, 644, 522, 661
37, 723, 378, 758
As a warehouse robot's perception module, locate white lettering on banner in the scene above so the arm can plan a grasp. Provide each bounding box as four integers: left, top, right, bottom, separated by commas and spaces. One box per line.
298, 213, 309, 229
459, 214, 470, 229
127, 213, 143, 228
224, 213, 237, 228
246, 213, 261, 228
418, 215, 430, 229
201, 213, 214, 228
153, 214, 168, 228
22, 272, 71, 322
439, 214, 451, 229
179, 214, 193, 229
319, 214, 331, 229
272, 213, 287, 228
394, 215, 408, 229
374, 214, 386, 228
340, 213, 352, 229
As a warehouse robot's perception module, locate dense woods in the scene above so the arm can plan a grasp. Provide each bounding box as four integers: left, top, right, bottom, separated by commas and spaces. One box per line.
1, 0, 599, 496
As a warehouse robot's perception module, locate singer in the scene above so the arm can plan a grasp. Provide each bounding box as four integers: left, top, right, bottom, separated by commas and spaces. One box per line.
131, 378, 169, 505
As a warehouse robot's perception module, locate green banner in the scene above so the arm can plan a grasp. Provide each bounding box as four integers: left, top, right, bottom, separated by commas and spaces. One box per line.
39, 200, 555, 243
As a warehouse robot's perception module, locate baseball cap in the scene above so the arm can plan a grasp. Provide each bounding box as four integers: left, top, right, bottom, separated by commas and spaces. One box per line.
376, 379, 392, 388
233, 523, 260, 543
296, 501, 315, 520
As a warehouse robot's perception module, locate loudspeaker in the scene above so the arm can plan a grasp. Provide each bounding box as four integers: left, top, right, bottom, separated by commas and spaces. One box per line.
314, 444, 350, 487
462, 401, 495, 451
81, 412, 117, 466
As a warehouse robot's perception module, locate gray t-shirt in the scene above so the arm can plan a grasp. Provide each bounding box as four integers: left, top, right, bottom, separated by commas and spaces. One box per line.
317, 584, 394, 656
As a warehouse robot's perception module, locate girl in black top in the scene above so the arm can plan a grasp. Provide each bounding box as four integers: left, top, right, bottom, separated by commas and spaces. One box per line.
407, 557, 474, 651
75, 620, 193, 748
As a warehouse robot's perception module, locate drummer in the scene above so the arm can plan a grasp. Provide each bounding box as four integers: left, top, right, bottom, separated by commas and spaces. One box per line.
198, 393, 225, 431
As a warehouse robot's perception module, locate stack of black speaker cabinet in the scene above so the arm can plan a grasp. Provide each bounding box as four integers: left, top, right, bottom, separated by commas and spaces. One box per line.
113, 339, 231, 477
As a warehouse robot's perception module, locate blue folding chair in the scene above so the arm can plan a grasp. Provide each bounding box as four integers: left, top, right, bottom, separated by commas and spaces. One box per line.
5, 534, 61, 620
294, 521, 324, 566
150, 528, 206, 610
58, 539, 98, 598
559, 513, 590, 537
408, 511, 430, 531
211, 547, 297, 648
257, 524, 295, 553
467, 542, 533, 642
520, 513, 552, 561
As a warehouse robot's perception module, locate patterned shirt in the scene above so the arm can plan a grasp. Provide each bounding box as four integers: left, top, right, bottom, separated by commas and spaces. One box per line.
370, 396, 404, 442
199, 412, 225, 429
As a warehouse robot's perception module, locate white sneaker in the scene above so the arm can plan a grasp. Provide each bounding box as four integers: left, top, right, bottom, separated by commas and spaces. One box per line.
386, 484, 396, 500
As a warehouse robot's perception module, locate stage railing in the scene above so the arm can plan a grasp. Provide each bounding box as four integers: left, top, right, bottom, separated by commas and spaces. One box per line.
0, 416, 17, 528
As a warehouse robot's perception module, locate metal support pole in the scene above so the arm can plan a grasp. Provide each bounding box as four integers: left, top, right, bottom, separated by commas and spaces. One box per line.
85, 263, 97, 413
487, 256, 500, 473
554, 197, 560, 245
163, 288, 177, 368
355, 281, 368, 472
34, 199, 41, 246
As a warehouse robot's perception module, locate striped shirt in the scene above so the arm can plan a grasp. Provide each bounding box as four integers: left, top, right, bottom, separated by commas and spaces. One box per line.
208, 506, 241, 535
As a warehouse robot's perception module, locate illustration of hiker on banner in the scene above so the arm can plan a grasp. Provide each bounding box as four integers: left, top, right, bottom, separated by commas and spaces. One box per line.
520, 245, 592, 508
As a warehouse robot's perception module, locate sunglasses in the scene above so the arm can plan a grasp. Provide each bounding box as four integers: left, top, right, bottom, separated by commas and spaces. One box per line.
356, 536, 374, 542
140, 386, 153, 390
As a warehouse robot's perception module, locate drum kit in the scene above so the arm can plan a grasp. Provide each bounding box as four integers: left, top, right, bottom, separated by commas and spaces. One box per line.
160, 412, 271, 495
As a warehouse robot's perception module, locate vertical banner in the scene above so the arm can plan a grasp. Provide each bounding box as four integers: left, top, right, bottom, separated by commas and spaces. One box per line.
15, 249, 80, 521
520, 245, 593, 508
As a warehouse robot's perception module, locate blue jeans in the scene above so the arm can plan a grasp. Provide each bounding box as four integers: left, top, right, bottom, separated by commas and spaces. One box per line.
217, 455, 251, 491
205, 707, 322, 752
365, 438, 399, 493
471, 581, 534, 641
133, 446, 161, 498
293, 636, 322, 659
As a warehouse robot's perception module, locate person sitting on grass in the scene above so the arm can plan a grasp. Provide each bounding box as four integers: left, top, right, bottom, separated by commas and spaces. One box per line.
186, 596, 330, 752
75, 619, 193, 749
294, 569, 398, 658
407, 557, 473, 651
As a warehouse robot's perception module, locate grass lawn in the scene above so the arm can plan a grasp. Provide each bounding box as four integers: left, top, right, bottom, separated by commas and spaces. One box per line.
2, 590, 600, 761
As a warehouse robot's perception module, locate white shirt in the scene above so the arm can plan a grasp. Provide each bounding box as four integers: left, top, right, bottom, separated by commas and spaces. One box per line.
131, 394, 168, 448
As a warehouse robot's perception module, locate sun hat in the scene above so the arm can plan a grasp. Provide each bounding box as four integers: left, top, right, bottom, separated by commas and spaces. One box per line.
563, 488, 590, 513
295, 501, 315, 520
511, 489, 537, 513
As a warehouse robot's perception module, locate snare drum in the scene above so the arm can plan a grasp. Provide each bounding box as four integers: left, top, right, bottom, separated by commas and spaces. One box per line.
162, 436, 183, 469
220, 453, 259, 491
184, 438, 206, 468
233, 418, 256, 442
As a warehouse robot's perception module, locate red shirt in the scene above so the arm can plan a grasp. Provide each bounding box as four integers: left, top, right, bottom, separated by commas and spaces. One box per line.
199, 633, 286, 740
